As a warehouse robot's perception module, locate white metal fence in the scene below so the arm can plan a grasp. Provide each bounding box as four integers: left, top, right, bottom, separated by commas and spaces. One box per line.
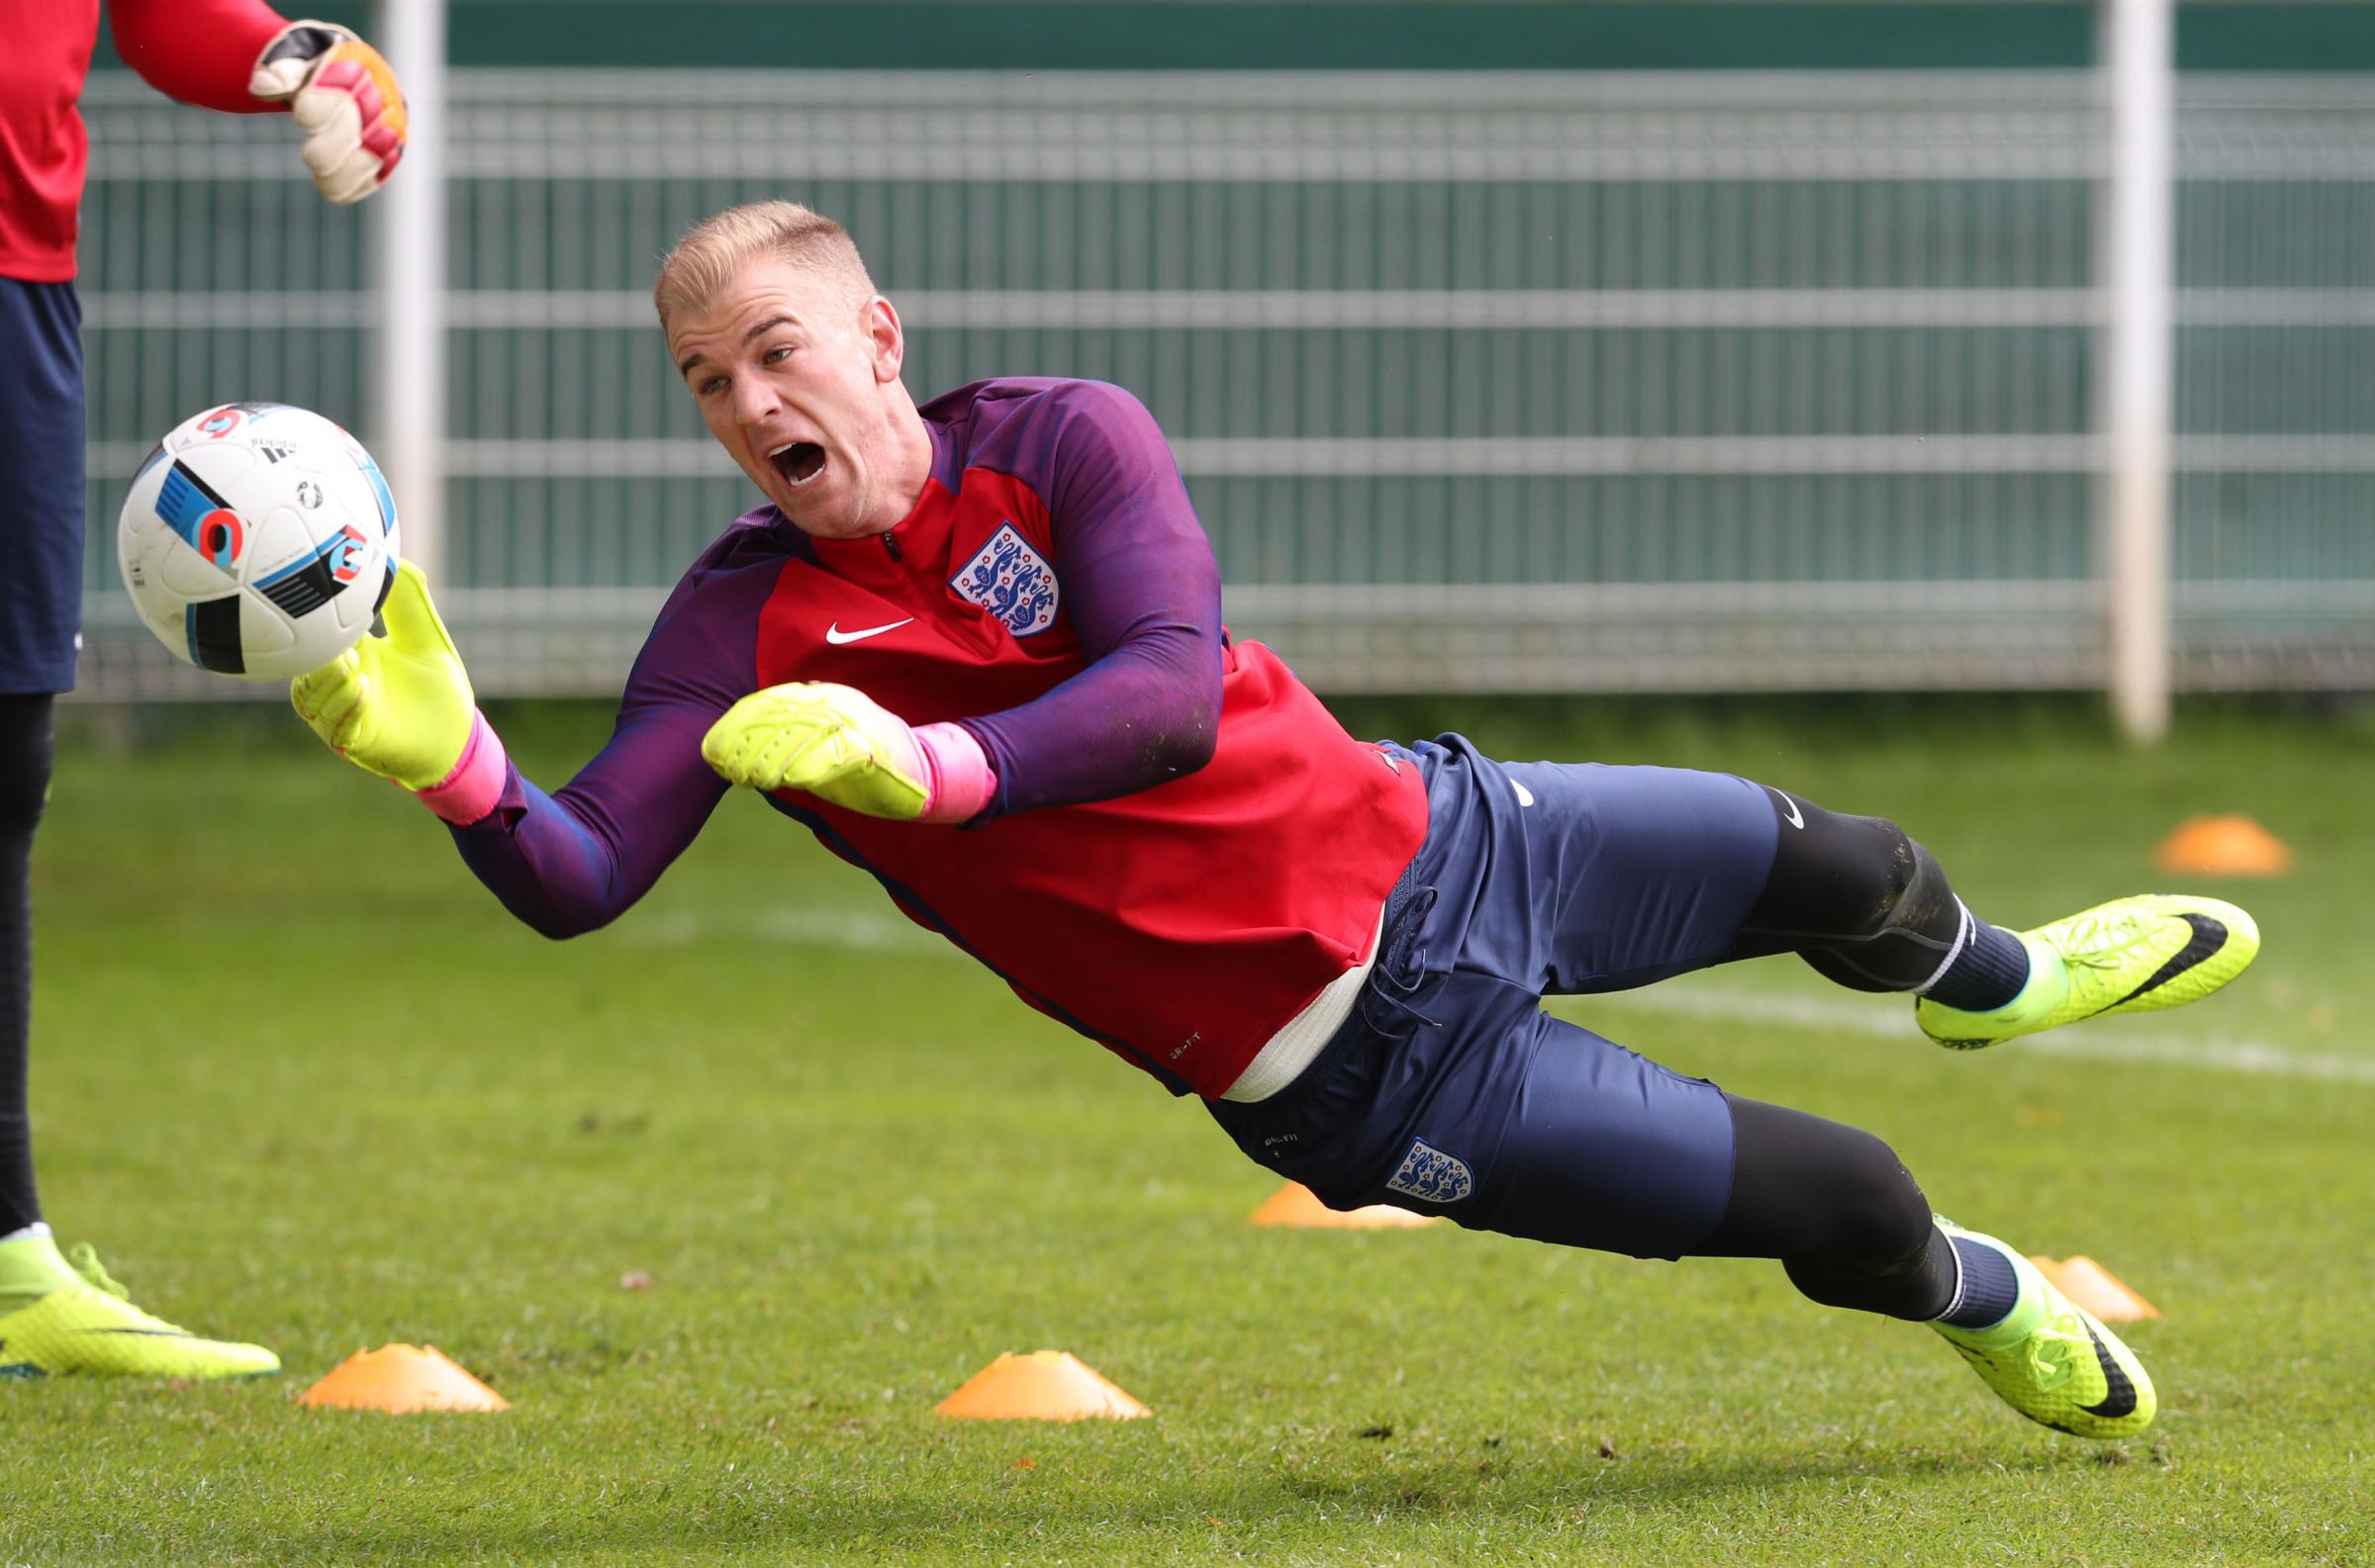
71, 64, 2375, 708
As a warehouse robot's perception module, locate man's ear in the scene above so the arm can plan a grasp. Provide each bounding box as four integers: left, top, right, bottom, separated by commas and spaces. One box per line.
863, 296, 904, 384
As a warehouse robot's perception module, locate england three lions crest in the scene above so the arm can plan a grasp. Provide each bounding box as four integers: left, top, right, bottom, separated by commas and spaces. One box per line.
1384, 1139, 1473, 1205
951, 522, 1060, 637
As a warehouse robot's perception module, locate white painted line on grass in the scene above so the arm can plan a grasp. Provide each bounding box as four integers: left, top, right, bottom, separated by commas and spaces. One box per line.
625, 908, 2371, 1087
1575, 985, 2375, 1087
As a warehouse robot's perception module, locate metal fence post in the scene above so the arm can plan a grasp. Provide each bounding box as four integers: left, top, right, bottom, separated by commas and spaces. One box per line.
2103, 0, 2175, 740
373, 0, 446, 588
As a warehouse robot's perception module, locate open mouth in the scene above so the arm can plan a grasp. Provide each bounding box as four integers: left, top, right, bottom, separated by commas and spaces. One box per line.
768, 440, 827, 488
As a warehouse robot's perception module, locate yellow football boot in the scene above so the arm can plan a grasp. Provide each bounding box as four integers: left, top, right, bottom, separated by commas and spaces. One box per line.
1919, 894, 2258, 1050
0, 1233, 277, 1380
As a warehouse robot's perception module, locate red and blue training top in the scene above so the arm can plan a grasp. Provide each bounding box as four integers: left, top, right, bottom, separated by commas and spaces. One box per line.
451, 379, 1428, 1096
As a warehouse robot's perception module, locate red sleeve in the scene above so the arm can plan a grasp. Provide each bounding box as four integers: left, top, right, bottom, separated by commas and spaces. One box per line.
107, 0, 291, 115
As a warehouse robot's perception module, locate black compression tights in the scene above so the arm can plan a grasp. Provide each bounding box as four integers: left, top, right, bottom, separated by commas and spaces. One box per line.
1693, 1095, 1955, 1321
1673, 790, 1974, 1317
0, 693, 48, 1234
1731, 789, 1967, 993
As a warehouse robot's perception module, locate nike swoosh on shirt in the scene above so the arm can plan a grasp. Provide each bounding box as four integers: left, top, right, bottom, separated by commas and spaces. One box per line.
1769, 787, 1805, 830
825, 618, 913, 645
2077, 1319, 2139, 1419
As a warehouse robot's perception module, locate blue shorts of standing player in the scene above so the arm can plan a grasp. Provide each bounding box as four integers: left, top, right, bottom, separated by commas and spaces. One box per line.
0, 279, 86, 699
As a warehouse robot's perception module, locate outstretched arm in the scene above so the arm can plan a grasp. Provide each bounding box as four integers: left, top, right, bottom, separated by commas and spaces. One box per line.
293, 563, 736, 939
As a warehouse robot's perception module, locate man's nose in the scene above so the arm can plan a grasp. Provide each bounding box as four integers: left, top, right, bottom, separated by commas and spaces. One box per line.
732, 378, 781, 428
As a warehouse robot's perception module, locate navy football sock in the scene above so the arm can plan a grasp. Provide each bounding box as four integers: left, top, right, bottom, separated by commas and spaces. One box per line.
1937, 1233, 2024, 1329
1922, 911, 2030, 1012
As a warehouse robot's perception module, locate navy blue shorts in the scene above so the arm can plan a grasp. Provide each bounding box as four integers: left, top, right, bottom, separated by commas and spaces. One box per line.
1210, 734, 1780, 1259
0, 278, 85, 694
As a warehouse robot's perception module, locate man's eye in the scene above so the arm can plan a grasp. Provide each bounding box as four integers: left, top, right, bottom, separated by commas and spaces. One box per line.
698, 377, 726, 396
765, 345, 796, 364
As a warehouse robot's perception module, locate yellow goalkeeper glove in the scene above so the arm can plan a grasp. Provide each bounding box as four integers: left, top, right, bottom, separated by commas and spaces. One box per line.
290, 561, 475, 791
705, 682, 1003, 826
703, 683, 935, 821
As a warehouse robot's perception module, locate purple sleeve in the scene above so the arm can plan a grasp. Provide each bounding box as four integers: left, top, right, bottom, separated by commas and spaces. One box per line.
444, 545, 777, 938
956, 384, 1223, 817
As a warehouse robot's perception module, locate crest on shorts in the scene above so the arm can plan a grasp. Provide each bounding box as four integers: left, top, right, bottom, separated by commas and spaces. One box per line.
950, 522, 1059, 637
1384, 1138, 1473, 1205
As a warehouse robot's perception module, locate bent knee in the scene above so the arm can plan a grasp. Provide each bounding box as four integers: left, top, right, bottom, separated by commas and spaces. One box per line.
1752, 799, 1925, 941
1805, 1128, 1936, 1266
1825, 812, 1921, 936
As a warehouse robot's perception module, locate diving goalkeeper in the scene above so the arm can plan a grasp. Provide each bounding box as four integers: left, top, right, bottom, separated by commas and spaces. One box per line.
294, 201, 2258, 1440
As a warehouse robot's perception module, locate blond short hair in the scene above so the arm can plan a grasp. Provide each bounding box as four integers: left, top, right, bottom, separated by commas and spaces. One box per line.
652, 201, 877, 336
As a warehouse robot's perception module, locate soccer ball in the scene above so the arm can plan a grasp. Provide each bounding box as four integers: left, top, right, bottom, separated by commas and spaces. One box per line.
116, 402, 401, 682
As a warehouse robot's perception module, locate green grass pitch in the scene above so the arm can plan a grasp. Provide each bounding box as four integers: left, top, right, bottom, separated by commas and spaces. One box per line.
7, 697, 2370, 1565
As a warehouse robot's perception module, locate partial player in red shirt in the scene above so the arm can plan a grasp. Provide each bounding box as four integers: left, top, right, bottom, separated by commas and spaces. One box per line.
0, 1, 404, 1379
295, 203, 2260, 1442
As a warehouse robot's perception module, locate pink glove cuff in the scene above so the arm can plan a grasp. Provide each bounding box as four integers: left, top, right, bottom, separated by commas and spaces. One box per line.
911, 722, 998, 824
416, 710, 508, 825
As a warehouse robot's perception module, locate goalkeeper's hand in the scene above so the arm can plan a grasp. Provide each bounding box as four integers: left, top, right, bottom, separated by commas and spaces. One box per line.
703, 684, 995, 824
249, 21, 407, 204
291, 562, 474, 792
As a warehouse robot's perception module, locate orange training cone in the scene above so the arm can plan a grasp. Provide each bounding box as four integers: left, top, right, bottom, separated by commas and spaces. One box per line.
934, 1350, 1150, 1421
2154, 814, 2292, 877
297, 1343, 512, 1413
1249, 1180, 1440, 1230
2030, 1255, 2161, 1323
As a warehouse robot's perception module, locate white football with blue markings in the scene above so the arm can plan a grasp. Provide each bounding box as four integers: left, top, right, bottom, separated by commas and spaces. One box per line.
116, 402, 401, 681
